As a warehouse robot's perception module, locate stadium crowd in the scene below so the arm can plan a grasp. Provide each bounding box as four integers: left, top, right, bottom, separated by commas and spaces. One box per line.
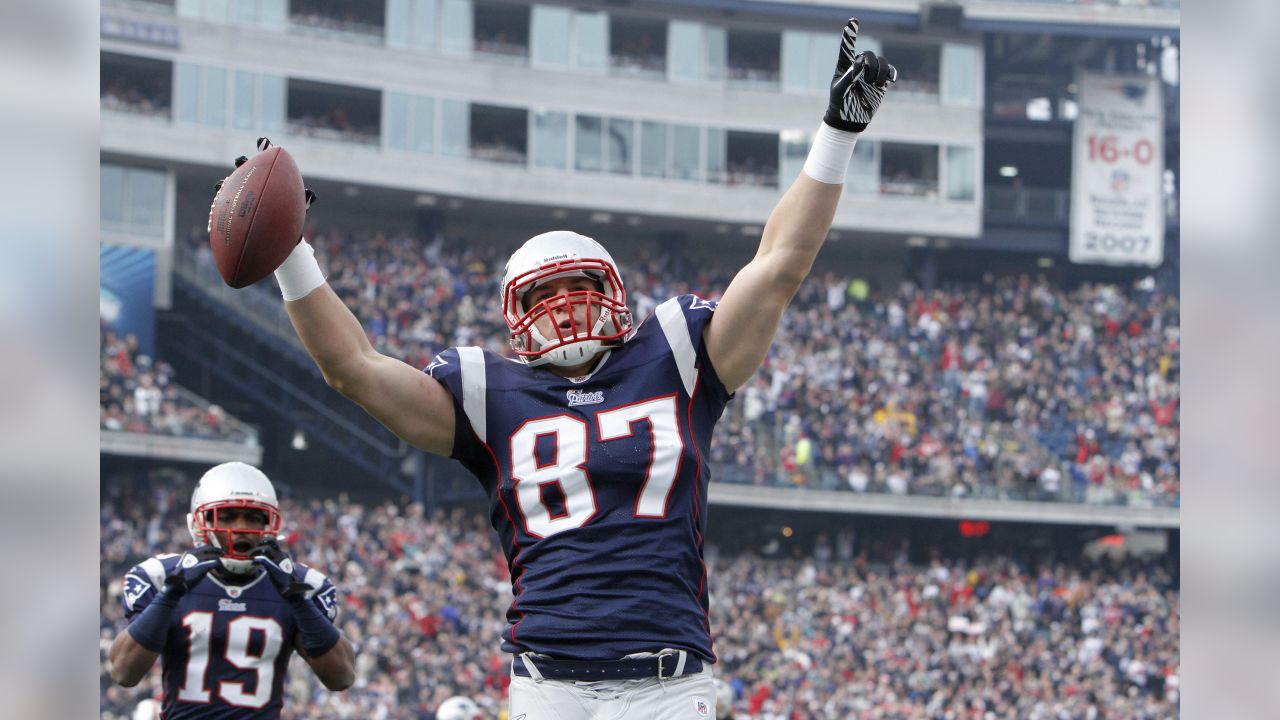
100, 471, 1180, 719
184, 224, 1179, 507
101, 326, 253, 442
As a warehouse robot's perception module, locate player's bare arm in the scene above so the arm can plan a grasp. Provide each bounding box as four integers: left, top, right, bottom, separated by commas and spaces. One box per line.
282, 282, 457, 456
210, 138, 458, 456
706, 18, 895, 392
108, 630, 159, 687
296, 631, 357, 690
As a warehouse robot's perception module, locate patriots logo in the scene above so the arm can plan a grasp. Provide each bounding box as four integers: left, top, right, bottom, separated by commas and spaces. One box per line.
317, 586, 339, 621
424, 355, 449, 376
1111, 169, 1131, 195
689, 296, 718, 312
123, 574, 152, 610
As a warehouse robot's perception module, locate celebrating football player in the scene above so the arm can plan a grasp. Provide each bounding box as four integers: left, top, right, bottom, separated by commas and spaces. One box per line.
107, 462, 355, 718
231, 17, 891, 720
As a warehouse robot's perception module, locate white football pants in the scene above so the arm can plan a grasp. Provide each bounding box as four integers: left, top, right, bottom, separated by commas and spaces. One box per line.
508, 664, 717, 720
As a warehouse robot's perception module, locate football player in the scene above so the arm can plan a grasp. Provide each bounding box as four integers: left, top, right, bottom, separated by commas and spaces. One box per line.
244, 17, 892, 720
436, 695, 486, 720
107, 462, 355, 718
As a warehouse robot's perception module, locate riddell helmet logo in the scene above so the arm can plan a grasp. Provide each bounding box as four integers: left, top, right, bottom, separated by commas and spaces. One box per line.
566, 389, 604, 406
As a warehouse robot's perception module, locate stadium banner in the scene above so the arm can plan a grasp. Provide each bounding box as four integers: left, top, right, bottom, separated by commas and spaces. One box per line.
100, 244, 156, 355
1069, 72, 1164, 266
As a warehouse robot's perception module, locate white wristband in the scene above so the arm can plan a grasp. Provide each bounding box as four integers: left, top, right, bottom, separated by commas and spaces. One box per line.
802, 123, 861, 185
274, 239, 326, 302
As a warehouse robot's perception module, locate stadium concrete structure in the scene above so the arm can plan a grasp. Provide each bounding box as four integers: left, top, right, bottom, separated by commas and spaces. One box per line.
99, 0, 1180, 526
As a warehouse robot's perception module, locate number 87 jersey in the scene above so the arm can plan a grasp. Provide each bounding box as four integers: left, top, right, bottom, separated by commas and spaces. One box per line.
429, 294, 731, 663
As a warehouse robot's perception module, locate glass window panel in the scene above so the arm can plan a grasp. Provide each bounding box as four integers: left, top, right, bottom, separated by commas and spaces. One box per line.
808, 33, 831, 93
640, 121, 667, 178
412, 95, 435, 153
440, 0, 472, 55
705, 127, 725, 183
100, 165, 125, 226
235, 0, 258, 24
671, 124, 699, 181
200, 66, 227, 127
574, 11, 607, 71
779, 130, 809, 188
258, 74, 284, 134
174, 62, 199, 124
411, 0, 438, 51
942, 43, 979, 106
575, 114, 602, 172
440, 99, 469, 157
387, 92, 410, 149
260, 0, 286, 29
387, 0, 411, 47
205, 0, 230, 21
532, 5, 571, 67
781, 31, 810, 93
532, 109, 567, 169
704, 26, 726, 82
126, 168, 167, 235
605, 118, 633, 175
233, 70, 256, 130
945, 145, 976, 201
846, 140, 877, 194
668, 20, 702, 82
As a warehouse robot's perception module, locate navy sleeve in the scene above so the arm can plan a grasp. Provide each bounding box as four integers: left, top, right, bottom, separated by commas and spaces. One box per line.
293, 563, 341, 624
424, 348, 490, 475
121, 555, 177, 621
677, 294, 733, 408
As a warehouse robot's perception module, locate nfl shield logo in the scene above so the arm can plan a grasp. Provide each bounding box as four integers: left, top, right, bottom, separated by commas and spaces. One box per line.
1110, 169, 1130, 195
693, 697, 709, 716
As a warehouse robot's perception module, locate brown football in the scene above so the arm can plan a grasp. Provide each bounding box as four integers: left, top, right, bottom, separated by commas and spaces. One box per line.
207, 146, 306, 288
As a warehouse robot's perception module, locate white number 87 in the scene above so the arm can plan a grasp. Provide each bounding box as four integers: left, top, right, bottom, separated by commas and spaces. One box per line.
509, 396, 685, 538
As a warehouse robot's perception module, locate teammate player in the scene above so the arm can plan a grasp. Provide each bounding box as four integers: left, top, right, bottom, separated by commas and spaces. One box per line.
244, 17, 892, 720
107, 462, 355, 718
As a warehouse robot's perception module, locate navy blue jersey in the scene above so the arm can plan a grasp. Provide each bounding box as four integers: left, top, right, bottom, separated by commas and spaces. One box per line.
121, 554, 340, 719
427, 295, 732, 662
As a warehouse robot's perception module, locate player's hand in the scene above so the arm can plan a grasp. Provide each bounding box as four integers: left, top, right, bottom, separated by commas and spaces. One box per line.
823, 19, 897, 133
250, 536, 310, 599
212, 137, 316, 210
165, 545, 224, 594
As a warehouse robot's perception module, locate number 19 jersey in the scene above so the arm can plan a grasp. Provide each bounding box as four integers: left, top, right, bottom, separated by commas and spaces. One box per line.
427, 295, 731, 662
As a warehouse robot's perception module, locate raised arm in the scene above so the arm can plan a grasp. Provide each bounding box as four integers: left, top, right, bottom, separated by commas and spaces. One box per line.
706, 19, 895, 392
276, 251, 457, 456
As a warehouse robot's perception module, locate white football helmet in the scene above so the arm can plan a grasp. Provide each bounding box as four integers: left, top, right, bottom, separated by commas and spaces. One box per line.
436, 695, 484, 720
186, 462, 282, 574
715, 679, 734, 719
501, 230, 633, 368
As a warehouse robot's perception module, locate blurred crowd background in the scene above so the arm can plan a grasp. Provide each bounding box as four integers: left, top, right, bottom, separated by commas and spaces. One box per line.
100, 469, 1179, 720
172, 225, 1180, 508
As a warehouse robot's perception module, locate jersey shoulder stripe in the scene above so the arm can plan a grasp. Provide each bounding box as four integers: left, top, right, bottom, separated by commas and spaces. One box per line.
655, 297, 699, 397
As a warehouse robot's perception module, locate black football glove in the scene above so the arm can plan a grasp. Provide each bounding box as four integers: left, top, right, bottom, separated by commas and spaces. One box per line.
164, 545, 224, 595
213, 137, 316, 210
250, 536, 311, 599
823, 19, 897, 133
